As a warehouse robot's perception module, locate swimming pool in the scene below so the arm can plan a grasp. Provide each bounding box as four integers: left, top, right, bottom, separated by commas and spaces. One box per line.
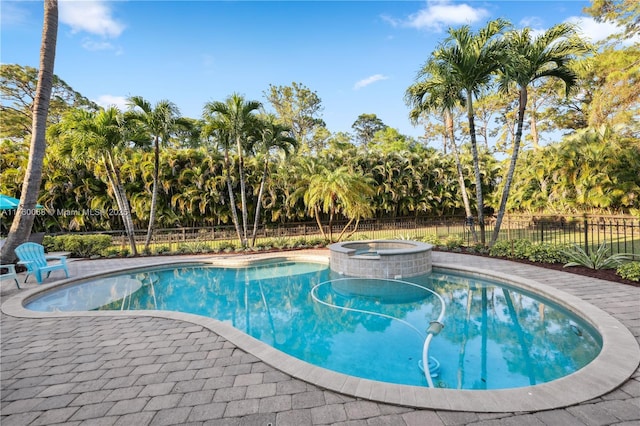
25, 260, 602, 390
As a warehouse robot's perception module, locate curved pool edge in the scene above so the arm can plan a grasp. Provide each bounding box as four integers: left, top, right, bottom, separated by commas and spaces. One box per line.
2, 253, 638, 413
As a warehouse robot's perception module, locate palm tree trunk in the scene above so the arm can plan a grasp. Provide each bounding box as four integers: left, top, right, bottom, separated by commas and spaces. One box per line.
224, 150, 243, 244
1, 0, 57, 264
336, 217, 355, 242
236, 137, 249, 247
313, 206, 326, 240
447, 109, 478, 243
107, 152, 137, 255
490, 87, 526, 247
530, 110, 539, 149
466, 91, 486, 245
345, 218, 361, 240
251, 159, 269, 247
102, 153, 126, 219
144, 136, 160, 251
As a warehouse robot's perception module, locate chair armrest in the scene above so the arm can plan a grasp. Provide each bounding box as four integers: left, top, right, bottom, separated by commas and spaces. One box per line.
17, 260, 33, 267
45, 255, 67, 261
0, 264, 17, 274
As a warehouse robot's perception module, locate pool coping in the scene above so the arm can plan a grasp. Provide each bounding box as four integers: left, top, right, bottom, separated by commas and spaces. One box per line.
2, 252, 639, 413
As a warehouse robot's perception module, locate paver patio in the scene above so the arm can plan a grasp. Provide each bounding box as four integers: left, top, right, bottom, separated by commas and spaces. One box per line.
1, 250, 639, 425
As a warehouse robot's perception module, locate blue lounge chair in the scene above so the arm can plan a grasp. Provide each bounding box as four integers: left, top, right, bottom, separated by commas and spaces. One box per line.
15, 242, 70, 284
0, 264, 20, 288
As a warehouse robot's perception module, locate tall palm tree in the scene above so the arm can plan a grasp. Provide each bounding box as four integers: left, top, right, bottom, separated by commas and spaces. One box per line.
490, 24, 590, 246
434, 18, 510, 245
50, 108, 139, 254
406, 59, 478, 242
126, 96, 181, 251
250, 114, 297, 246
1, 0, 58, 263
203, 94, 261, 247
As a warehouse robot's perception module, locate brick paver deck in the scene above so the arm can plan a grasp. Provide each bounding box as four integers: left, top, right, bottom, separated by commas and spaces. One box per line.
1, 251, 639, 425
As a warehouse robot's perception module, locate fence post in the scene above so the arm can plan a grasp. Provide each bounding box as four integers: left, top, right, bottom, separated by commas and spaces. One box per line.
583, 216, 589, 254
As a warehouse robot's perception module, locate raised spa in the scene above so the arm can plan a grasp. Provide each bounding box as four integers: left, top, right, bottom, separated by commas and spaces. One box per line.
329, 240, 432, 278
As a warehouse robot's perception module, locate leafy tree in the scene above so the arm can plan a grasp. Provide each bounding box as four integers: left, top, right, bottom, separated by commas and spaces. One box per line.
431, 18, 510, 245
584, 0, 639, 37
406, 58, 478, 241
250, 114, 297, 246
49, 107, 140, 254
300, 165, 375, 242
585, 45, 640, 134
203, 94, 261, 247
126, 96, 182, 251
368, 127, 417, 153
264, 82, 325, 152
1, 0, 59, 264
0, 64, 96, 142
351, 113, 387, 147
490, 24, 590, 247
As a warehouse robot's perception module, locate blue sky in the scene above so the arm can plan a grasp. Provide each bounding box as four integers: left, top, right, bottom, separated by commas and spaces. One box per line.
0, 0, 628, 139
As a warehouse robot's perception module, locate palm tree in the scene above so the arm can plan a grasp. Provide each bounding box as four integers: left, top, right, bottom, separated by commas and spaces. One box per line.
406, 59, 478, 242
433, 18, 510, 245
302, 165, 375, 242
250, 114, 297, 246
49, 108, 139, 254
490, 24, 590, 246
126, 96, 181, 251
203, 94, 261, 247
1, 0, 58, 263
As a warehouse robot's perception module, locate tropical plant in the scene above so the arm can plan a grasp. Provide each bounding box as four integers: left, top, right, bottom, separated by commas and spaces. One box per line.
430, 18, 511, 245
49, 107, 140, 254
490, 24, 590, 247
249, 114, 297, 246
126, 96, 183, 251
406, 57, 477, 242
617, 261, 640, 282
1, 0, 58, 264
562, 241, 633, 270
300, 165, 375, 242
203, 93, 262, 247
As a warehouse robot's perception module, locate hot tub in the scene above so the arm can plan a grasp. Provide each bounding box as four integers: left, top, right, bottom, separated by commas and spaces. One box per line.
328, 240, 433, 278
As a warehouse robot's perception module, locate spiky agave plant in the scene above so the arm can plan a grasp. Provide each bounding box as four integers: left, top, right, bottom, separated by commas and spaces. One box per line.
562, 241, 633, 270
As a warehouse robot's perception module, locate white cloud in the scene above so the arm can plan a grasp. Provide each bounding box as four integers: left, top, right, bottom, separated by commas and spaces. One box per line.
386, 0, 490, 32
565, 16, 639, 45
0, 2, 32, 28
81, 39, 120, 53
94, 95, 129, 110
354, 74, 389, 90
60, 0, 125, 38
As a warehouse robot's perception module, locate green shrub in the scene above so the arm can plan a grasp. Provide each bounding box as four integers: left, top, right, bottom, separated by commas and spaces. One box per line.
466, 243, 490, 255
489, 239, 526, 260
526, 243, 568, 264
616, 261, 640, 281
217, 241, 236, 251
43, 234, 112, 257
421, 234, 441, 245
489, 239, 567, 264
153, 245, 171, 255
270, 237, 289, 249
562, 241, 633, 270
444, 235, 464, 250
307, 237, 327, 247
488, 240, 513, 258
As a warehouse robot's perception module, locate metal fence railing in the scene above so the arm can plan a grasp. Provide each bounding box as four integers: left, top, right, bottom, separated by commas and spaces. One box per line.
49, 215, 640, 258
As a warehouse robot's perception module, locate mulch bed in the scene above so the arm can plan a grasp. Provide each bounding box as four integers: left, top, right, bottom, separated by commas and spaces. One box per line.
448, 248, 639, 288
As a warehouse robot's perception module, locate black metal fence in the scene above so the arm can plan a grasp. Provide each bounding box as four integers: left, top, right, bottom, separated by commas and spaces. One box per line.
54, 215, 640, 258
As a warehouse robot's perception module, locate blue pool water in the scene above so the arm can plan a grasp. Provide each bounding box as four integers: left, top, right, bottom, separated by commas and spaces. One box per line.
26, 261, 602, 390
